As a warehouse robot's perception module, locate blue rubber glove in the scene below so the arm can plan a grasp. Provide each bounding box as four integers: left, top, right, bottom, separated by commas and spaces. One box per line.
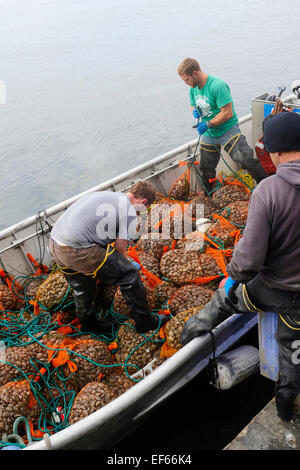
196, 121, 208, 135
224, 276, 238, 297
130, 260, 141, 271
193, 107, 201, 119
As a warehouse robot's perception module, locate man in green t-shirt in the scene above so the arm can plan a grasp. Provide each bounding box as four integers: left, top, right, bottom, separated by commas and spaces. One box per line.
178, 57, 266, 192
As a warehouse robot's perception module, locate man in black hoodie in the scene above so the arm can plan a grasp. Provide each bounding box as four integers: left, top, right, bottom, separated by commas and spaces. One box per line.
181, 111, 300, 421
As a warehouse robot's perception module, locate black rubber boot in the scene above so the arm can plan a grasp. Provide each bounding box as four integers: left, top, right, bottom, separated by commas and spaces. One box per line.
199, 144, 221, 194
275, 374, 300, 421
180, 287, 237, 346
118, 275, 170, 333
63, 272, 113, 334
135, 313, 169, 334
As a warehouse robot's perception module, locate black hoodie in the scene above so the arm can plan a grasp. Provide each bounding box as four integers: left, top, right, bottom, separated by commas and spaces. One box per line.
227, 159, 300, 291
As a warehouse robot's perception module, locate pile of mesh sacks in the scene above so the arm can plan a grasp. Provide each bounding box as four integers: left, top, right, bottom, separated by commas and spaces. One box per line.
0, 167, 252, 445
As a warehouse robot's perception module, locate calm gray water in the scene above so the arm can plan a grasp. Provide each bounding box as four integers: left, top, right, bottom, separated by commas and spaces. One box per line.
1, 0, 300, 230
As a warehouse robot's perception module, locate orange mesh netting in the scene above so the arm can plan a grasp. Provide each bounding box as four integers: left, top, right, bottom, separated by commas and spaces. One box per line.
126, 246, 162, 288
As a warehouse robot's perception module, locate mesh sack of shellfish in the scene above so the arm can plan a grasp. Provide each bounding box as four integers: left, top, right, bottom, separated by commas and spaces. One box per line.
58, 337, 116, 393
167, 168, 190, 201
0, 284, 20, 311
23, 278, 44, 301
0, 379, 40, 435
206, 215, 237, 249
135, 233, 174, 261
187, 189, 206, 202
0, 340, 49, 388
159, 211, 195, 240
187, 193, 218, 219
68, 381, 117, 425
169, 285, 214, 316
0, 330, 66, 388
100, 369, 134, 397
146, 202, 175, 235
115, 319, 163, 375
198, 253, 224, 290
211, 184, 250, 208
113, 279, 156, 318
165, 306, 202, 350
155, 280, 178, 309
51, 309, 77, 325
224, 200, 249, 227
160, 249, 202, 286
176, 231, 207, 252
132, 251, 161, 278
36, 270, 73, 309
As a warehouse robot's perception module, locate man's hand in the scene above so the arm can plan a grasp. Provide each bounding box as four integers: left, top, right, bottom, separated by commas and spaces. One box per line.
180, 316, 211, 346
130, 260, 141, 271
193, 107, 201, 119
196, 121, 208, 135
224, 276, 238, 302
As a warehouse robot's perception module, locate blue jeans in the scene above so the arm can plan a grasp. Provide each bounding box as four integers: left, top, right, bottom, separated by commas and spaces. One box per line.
200, 124, 241, 146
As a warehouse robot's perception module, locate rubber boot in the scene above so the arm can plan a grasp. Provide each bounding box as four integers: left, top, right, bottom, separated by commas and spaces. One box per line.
64, 272, 113, 334
224, 134, 266, 184
120, 278, 169, 333
275, 374, 300, 421
180, 287, 235, 346
199, 144, 221, 194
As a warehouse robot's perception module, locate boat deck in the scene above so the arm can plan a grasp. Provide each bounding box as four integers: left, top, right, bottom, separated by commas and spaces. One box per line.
224, 398, 300, 450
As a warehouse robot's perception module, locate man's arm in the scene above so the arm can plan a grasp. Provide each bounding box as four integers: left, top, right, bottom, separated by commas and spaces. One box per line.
208, 102, 233, 127
226, 190, 271, 283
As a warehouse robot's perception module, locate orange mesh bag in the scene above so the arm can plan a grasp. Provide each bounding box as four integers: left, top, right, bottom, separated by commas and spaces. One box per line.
187, 193, 218, 219
126, 246, 162, 289
155, 280, 178, 309
168, 284, 214, 316
48, 336, 116, 394
132, 251, 161, 278
0, 284, 21, 311
135, 233, 174, 260
176, 231, 207, 252
68, 381, 117, 425
143, 202, 174, 236
151, 201, 195, 239
206, 214, 238, 249
0, 270, 24, 308
224, 200, 249, 227
0, 331, 66, 388
160, 249, 202, 286
211, 184, 250, 209
24, 278, 44, 300
115, 319, 163, 374
167, 163, 191, 201
0, 379, 40, 435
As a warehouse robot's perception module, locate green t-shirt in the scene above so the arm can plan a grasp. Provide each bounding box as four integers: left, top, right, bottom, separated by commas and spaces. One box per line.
189, 75, 238, 137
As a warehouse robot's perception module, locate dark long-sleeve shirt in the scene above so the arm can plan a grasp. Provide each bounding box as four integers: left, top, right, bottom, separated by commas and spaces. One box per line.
227, 159, 300, 291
